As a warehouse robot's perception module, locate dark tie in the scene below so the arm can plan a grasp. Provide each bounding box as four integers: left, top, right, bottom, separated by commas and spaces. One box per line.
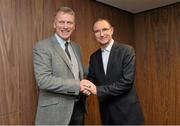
65, 42, 71, 60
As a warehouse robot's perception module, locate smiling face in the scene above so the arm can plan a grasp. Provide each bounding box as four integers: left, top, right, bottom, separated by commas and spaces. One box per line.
53, 12, 75, 41
93, 19, 113, 48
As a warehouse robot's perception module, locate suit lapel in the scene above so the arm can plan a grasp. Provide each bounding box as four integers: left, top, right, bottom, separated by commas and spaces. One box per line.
97, 50, 106, 77
106, 42, 118, 77
51, 36, 73, 73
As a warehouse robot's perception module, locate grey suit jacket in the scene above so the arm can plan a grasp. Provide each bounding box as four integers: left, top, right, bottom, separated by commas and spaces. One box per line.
33, 35, 84, 125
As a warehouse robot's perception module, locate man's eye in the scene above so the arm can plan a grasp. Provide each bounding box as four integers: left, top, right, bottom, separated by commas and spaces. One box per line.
94, 30, 99, 33
58, 21, 65, 24
94, 28, 110, 34
102, 28, 109, 32
67, 22, 73, 25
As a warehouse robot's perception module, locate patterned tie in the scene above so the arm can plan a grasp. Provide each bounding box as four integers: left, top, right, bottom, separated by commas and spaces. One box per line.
65, 42, 71, 60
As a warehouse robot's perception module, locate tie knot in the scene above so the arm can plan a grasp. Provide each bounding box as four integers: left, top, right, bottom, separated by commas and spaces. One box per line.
65, 42, 69, 47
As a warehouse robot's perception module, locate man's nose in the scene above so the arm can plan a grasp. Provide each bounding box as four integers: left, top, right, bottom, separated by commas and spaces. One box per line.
63, 23, 68, 28
99, 30, 104, 36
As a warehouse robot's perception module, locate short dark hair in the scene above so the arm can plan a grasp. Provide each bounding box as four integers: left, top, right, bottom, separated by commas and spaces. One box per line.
93, 18, 112, 32
93, 18, 112, 27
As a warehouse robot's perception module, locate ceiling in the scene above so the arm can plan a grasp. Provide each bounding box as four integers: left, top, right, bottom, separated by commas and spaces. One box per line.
96, 0, 180, 13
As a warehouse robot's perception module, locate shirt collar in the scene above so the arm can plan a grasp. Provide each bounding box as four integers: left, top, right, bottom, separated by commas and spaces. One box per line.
54, 33, 70, 48
101, 39, 114, 52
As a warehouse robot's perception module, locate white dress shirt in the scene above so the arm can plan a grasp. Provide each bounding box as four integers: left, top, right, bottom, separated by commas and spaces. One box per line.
101, 39, 114, 74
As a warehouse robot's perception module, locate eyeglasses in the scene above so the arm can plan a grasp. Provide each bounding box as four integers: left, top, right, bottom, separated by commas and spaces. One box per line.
94, 28, 111, 35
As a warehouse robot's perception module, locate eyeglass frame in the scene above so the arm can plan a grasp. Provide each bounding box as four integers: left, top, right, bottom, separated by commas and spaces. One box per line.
93, 27, 112, 35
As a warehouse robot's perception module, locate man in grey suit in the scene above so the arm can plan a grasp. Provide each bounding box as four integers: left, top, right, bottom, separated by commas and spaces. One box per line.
33, 7, 88, 125
81, 19, 144, 124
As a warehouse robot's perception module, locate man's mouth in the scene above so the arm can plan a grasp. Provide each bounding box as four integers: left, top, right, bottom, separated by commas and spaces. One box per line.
61, 30, 70, 34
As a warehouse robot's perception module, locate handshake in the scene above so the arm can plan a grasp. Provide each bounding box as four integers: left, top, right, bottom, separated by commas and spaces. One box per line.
80, 79, 97, 96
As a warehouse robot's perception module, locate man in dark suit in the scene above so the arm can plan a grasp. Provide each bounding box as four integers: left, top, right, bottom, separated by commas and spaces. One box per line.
33, 7, 88, 125
81, 19, 144, 124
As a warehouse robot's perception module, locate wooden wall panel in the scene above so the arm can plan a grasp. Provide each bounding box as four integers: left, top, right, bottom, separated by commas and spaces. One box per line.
0, 0, 133, 124
134, 3, 180, 124
0, 0, 42, 124
0, 0, 20, 124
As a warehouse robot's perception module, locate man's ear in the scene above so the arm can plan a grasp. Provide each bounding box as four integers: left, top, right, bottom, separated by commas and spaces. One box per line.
111, 27, 114, 34
53, 22, 56, 29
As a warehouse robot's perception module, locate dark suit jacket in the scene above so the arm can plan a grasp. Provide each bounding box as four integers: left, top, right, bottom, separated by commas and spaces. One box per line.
87, 42, 144, 124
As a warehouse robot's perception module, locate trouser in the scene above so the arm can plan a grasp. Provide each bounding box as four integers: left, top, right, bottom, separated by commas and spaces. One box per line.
69, 101, 85, 125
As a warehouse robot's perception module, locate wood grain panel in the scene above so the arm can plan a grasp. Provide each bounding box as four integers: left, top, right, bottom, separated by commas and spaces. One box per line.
0, 0, 41, 124
134, 3, 180, 124
0, 0, 20, 124
0, 112, 20, 124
